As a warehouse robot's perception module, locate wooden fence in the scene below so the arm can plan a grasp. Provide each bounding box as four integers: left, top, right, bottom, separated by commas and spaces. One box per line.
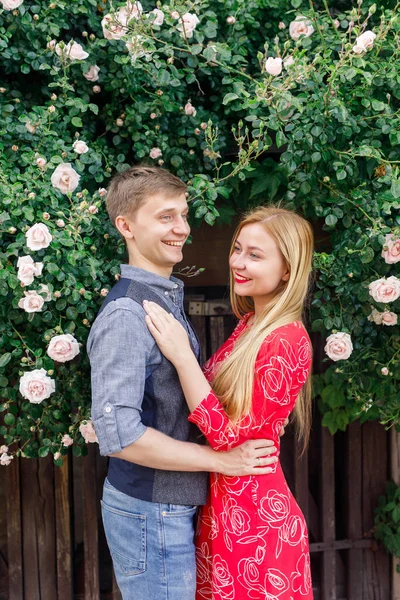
0, 310, 394, 599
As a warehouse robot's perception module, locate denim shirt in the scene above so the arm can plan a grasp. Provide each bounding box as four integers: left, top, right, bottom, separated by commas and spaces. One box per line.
87, 264, 201, 457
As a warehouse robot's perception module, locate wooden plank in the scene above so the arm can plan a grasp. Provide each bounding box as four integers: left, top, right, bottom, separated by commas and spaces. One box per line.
209, 316, 225, 355
55, 453, 72, 600
320, 426, 336, 600
83, 445, 100, 600
346, 421, 363, 600
391, 427, 400, 600
37, 456, 57, 600
362, 421, 390, 600
7, 456, 23, 600
21, 458, 40, 600
112, 572, 122, 600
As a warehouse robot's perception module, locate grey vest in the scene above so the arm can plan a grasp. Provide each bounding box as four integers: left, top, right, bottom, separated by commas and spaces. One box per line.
99, 277, 209, 505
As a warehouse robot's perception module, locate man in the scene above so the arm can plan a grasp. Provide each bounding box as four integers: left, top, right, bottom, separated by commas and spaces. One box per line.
87, 165, 278, 599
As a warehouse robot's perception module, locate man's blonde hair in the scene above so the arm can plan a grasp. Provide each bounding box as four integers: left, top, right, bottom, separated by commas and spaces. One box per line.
212, 206, 314, 450
106, 165, 187, 225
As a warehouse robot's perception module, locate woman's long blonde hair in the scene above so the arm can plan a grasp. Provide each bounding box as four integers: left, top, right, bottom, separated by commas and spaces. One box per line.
212, 206, 314, 448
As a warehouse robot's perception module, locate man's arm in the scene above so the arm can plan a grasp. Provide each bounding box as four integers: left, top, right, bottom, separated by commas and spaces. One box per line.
112, 427, 278, 476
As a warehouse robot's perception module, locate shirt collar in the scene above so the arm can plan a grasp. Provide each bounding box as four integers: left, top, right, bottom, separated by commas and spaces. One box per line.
120, 264, 184, 294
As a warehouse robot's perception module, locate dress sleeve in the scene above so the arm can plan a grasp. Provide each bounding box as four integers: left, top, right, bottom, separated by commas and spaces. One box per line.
188, 324, 311, 451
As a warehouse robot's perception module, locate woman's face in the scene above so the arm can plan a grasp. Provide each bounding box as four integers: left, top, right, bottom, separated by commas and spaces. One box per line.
229, 222, 289, 309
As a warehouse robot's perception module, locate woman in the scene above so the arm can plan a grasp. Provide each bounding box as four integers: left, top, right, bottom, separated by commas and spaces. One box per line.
143, 206, 314, 599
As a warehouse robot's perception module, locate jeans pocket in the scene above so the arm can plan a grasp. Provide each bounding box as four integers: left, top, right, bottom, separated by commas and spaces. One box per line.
164, 505, 198, 517
101, 500, 146, 577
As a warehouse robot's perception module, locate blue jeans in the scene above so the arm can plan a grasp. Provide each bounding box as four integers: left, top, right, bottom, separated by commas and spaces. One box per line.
101, 478, 197, 599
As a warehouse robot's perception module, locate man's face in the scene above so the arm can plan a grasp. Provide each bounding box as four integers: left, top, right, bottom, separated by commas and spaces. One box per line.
120, 192, 190, 278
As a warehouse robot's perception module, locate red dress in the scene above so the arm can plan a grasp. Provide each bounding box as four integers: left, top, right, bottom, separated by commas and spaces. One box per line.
188, 316, 313, 600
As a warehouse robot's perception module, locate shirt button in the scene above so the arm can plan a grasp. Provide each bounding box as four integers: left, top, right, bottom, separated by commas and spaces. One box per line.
164, 291, 169, 296
105, 406, 112, 413
173, 284, 178, 289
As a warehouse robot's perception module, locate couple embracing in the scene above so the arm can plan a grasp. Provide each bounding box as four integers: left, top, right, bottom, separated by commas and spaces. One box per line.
87, 165, 314, 599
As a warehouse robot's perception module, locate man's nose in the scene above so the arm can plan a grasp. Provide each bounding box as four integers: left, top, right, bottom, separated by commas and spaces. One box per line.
173, 218, 190, 235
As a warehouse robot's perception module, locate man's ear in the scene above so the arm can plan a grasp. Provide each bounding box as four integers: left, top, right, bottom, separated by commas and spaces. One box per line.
115, 215, 135, 240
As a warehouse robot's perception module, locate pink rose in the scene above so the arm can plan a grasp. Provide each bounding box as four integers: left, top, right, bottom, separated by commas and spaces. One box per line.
62, 434, 74, 447
289, 16, 314, 40
381, 367, 389, 376
92, 85, 101, 93
54, 452, 61, 461
102, 3, 142, 40
170, 10, 179, 19
1, 0, 23, 9
382, 234, 400, 264
369, 276, 400, 303
79, 420, 98, 444
25, 121, 37, 134
19, 368, 56, 404
368, 308, 383, 324
278, 21, 286, 30
25, 222, 52, 251
72, 140, 89, 154
56, 219, 65, 227
17, 256, 43, 285
227, 16, 235, 25
177, 12, 200, 39
333, 19, 340, 28
0, 453, 13, 466
284, 55, 295, 68
83, 65, 100, 82
151, 8, 164, 26
265, 57, 283, 76
184, 101, 197, 116
150, 147, 162, 159
18, 290, 45, 313
56, 40, 89, 61
47, 334, 80, 363
88, 205, 98, 214
47, 40, 56, 50
353, 30, 376, 54
51, 163, 80, 194
0, 445, 8, 454
36, 157, 47, 168
382, 311, 398, 326
324, 332, 353, 361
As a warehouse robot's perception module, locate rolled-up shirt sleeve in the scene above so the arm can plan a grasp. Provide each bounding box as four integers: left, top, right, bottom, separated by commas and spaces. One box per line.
87, 299, 161, 456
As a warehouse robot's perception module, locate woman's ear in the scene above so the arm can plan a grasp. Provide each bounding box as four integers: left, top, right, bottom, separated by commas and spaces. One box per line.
282, 270, 290, 282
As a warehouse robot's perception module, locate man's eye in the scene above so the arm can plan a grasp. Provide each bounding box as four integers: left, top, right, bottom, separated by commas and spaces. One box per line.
161, 215, 172, 221
182, 214, 188, 221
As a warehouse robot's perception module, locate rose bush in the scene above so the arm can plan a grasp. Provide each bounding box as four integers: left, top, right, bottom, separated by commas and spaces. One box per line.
0, 0, 399, 467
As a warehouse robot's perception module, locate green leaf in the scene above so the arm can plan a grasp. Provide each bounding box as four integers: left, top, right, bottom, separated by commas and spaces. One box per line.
71, 117, 83, 128
222, 93, 239, 105
276, 131, 287, 148
391, 179, 400, 199
325, 214, 337, 227
4, 413, 15, 426
371, 100, 386, 112
0, 353, 11, 368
